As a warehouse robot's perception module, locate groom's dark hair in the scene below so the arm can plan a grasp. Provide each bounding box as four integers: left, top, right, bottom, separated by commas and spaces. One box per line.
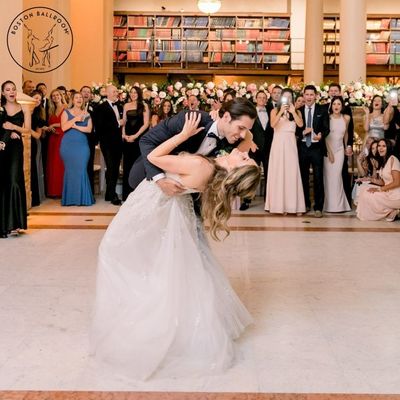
218, 97, 257, 120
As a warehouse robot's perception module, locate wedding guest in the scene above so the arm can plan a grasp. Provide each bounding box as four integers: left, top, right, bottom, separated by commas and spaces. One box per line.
267, 85, 282, 109
353, 139, 379, 206
357, 138, 379, 178
187, 94, 200, 111
22, 80, 35, 96
150, 98, 173, 128
326, 83, 354, 205
363, 95, 387, 140
81, 85, 97, 195
93, 85, 124, 205
30, 90, 47, 206
296, 85, 330, 217
357, 139, 400, 221
383, 89, 400, 157
265, 88, 305, 215
323, 96, 351, 212
36, 82, 49, 119
56, 85, 69, 103
294, 94, 305, 110
121, 86, 150, 200
241, 90, 271, 210
0, 80, 31, 238
45, 88, 66, 197
60, 92, 94, 206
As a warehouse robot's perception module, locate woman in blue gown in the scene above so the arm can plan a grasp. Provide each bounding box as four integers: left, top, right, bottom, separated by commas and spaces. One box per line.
60, 92, 94, 206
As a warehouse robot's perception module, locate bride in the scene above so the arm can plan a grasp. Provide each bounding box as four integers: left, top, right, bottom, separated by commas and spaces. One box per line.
91, 112, 261, 380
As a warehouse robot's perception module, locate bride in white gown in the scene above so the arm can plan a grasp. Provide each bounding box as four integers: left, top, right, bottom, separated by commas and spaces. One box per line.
91, 113, 261, 380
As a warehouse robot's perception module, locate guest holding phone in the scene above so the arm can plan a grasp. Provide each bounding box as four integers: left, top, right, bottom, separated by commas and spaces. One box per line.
265, 88, 305, 215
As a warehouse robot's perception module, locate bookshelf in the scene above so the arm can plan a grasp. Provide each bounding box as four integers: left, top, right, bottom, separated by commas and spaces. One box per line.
113, 12, 291, 72
323, 15, 400, 70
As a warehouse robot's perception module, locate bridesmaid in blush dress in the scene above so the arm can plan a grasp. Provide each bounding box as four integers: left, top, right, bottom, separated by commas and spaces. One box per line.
323, 96, 351, 212
60, 92, 94, 206
265, 88, 305, 215
45, 89, 66, 197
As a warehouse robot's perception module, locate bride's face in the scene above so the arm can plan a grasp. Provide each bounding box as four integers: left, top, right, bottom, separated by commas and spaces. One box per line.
225, 149, 257, 169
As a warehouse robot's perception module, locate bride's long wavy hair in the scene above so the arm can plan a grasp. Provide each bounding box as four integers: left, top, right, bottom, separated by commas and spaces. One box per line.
201, 159, 261, 241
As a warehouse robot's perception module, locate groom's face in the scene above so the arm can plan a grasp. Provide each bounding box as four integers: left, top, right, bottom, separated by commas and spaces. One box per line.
221, 112, 255, 144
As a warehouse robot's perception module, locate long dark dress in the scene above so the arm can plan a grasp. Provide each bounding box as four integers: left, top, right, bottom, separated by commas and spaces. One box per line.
31, 108, 46, 207
122, 108, 145, 200
59, 110, 94, 206
0, 109, 27, 234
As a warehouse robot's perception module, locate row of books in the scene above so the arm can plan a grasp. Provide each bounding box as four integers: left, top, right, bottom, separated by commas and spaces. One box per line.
114, 41, 150, 51
390, 54, 400, 64
366, 54, 390, 64
155, 16, 181, 27
156, 28, 181, 38
182, 16, 208, 27
235, 42, 290, 52
127, 16, 154, 26
155, 41, 182, 51
210, 17, 236, 28
210, 29, 290, 40
391, 19, 400, 28
366, 31, 391, 40
367, 19, 391, 30
182, 29, 208, 39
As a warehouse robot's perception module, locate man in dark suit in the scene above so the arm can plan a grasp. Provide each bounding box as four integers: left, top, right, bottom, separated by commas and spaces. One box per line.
93, 85, 124, 205
240, 90, 272, 210
267, 85, 282, 111
326, 83, 354, 205
296, 85, 330, 217
128, 97, 257, 197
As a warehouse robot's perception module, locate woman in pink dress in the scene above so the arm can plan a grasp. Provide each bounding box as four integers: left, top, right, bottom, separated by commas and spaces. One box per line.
45, 89, 66, 197
357, 139, 400, 221
265, 88, 305, 215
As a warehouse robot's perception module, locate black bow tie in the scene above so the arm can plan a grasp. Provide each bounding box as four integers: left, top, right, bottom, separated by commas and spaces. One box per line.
207, 132, 221, 141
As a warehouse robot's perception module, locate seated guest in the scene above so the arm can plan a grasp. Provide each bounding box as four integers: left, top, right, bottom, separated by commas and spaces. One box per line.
353, 138, 379, 206
357, 138, 379, 178
357, 139, 400, 221
60, 92, 94, 206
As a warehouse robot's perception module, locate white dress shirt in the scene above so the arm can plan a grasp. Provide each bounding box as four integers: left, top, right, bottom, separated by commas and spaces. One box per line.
107, 99, 121, 127
302, 103, 319, 143
257, 107, 268, 130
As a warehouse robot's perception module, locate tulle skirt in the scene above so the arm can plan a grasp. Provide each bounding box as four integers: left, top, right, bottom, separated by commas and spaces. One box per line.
91, 179, 253, 380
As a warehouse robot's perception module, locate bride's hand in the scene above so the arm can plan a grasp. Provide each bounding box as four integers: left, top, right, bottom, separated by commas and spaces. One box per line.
181, 112, 204, 138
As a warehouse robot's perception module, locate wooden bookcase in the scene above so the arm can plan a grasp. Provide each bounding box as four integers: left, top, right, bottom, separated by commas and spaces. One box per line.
323, 14, 400, 70
113, 12, 291, 72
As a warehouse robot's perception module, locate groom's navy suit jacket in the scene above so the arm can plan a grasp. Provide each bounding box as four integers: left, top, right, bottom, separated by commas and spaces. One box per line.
128, 109, 232, 190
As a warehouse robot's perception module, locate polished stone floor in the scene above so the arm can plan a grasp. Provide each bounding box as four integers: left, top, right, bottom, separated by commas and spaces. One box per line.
1, 197, 400, 397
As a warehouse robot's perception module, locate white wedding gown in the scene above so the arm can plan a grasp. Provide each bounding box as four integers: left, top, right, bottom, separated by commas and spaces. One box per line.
91, 174, 253, 380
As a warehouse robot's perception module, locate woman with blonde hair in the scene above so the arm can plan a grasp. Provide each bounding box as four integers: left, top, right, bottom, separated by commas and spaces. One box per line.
60, 92, 94, 206
92, 112, 260, 380
45, 88, 66, 197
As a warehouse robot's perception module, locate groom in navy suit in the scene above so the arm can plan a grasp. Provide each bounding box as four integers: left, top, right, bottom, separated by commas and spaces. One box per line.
128, 97, 258, 197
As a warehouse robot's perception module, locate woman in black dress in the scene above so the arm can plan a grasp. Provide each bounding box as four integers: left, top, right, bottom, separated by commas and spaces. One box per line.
0, 80, 32, 238
121, 86, 150, 200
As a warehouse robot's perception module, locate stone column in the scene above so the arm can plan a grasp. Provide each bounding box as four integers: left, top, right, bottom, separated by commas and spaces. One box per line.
304, 0, 324, 84
339, 0, 366, 84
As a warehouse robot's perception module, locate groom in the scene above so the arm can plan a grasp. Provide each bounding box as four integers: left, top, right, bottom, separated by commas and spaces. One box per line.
129, 97, 257, 196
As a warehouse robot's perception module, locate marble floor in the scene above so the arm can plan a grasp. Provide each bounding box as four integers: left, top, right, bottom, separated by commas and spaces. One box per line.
1, 197, 400, 398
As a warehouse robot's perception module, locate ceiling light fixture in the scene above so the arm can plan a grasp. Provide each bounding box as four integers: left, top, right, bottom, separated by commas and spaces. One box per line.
197, 0, 221, 14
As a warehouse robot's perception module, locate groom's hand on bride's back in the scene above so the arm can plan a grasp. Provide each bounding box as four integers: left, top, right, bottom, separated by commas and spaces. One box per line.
156, 178, 185, 196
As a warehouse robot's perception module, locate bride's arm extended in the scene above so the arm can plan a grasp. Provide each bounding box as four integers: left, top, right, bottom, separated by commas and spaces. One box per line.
147, 112, 205, 175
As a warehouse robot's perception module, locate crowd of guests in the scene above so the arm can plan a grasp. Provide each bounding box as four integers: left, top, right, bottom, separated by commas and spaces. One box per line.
1, 79, 400, 238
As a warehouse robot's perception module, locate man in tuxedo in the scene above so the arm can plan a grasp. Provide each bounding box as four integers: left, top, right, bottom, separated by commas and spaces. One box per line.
93, 85, 124, 205
326, 83, 354, 205
296, 85, 330, 217
81, 85, 98, 196
128, 97, 257, 197
240, 90, 272, 210
267, 85, 282, 111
